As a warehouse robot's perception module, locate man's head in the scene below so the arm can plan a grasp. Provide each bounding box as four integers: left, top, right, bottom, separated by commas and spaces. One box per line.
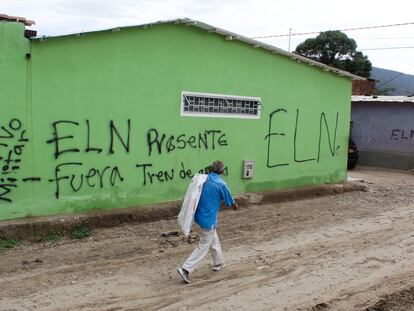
209, 160, 225, 174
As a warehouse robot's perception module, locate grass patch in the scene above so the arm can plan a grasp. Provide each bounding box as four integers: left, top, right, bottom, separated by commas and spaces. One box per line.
40, 231, 65, 243
69, 224, 93, 240
0, 237, 20, 252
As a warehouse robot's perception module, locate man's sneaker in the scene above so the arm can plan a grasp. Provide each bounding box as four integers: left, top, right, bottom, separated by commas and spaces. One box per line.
177, 267, 191, 283
212, 263, 225, 272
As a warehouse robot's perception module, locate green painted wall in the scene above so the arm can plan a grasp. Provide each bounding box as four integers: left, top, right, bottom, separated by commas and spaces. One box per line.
0, 22, 351, 221
0, 22, 33, 220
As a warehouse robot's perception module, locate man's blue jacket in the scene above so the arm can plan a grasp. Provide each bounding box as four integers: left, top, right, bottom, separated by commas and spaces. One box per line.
194, 172, 235, 230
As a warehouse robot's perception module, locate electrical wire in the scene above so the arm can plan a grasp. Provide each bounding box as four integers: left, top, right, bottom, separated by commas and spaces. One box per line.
376, 72, 405, 88
252, 21, 414, 39
353, 36, 414, 40
359, 46, 414, 50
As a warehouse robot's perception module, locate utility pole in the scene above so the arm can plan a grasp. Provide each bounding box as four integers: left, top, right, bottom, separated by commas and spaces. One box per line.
288, 28, 292, 52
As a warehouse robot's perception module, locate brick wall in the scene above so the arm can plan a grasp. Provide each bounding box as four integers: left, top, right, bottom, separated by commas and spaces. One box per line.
352, 79, 376, 95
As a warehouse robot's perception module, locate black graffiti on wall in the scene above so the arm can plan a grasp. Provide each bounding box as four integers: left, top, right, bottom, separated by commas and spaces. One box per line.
0, 119, 43, 202
265, 108, 340, 168
317, 112, 340, 161
44, 120, 228, 158
2, 110, 344, 204
135, 161, 228, 186
46, 119, 131, 159
0, 118, 231, 203
42, 119, 134, 199
48, 159, 229, 198
390, 129, 414, 140
48, 162, 124, 199
146, 129, 228, 156
41, 120, 230, 199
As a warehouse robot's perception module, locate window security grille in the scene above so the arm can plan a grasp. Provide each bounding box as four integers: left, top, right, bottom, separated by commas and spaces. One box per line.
181, 92, 261, 119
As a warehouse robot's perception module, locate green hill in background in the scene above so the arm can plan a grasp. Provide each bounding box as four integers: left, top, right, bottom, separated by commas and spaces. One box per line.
371, 67, 414, 96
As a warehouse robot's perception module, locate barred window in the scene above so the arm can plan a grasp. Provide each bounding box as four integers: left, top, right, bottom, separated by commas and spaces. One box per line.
181, 91, 261, 119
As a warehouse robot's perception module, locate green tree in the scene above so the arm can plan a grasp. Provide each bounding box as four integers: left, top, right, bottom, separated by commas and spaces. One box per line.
295, 31, 372, 77
374, 86, 396, 95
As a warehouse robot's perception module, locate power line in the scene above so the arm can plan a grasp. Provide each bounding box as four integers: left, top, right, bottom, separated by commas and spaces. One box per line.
375, 64, 414, 88
354, 36, 414, 40
252, 21, 414, 39
359, 45, 414, 51
376, 72, 405, 88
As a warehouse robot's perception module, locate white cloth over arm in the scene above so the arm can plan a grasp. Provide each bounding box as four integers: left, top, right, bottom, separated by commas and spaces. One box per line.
178, 174, 207, 236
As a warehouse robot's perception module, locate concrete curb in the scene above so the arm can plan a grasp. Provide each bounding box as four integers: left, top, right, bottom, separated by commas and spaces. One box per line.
0, 182, 366, 241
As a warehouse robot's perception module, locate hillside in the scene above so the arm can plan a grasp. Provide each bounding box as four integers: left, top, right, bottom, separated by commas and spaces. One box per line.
371, 67, 414, 96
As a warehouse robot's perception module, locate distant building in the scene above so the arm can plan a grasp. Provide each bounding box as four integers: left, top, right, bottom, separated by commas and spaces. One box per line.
0, 13, 36, 37
352, 79, 376, 95
351, 95, 414, 170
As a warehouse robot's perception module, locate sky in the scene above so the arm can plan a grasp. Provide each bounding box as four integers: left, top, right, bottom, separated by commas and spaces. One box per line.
2, 0, 414, 75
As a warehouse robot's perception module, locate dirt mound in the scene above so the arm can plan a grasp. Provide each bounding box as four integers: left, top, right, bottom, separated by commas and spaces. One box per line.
309, 302, 329, 310
364, 287, 414, 311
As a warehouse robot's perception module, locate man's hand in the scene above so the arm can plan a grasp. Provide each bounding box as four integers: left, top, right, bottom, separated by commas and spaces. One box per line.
231, 203, 239, 210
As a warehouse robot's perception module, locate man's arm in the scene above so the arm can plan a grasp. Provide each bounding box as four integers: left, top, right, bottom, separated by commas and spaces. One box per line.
220, 184, 237, 209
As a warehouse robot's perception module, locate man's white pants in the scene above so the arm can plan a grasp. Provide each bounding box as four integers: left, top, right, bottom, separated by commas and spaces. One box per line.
182, 228, 223, 272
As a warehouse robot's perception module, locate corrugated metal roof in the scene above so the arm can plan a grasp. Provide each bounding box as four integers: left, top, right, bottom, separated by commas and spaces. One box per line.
352, 95, 414, 103
33, 18, 364, 81
0, 13, 35, 26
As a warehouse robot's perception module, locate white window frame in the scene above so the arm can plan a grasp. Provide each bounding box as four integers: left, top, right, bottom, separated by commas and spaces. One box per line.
181, 91, 261, 119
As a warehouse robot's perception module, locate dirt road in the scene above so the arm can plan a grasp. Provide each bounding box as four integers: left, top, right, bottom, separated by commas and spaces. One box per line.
1, 167, 413, 311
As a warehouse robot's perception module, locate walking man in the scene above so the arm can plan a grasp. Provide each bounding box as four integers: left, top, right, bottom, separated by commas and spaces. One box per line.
177, 160, 238, 283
